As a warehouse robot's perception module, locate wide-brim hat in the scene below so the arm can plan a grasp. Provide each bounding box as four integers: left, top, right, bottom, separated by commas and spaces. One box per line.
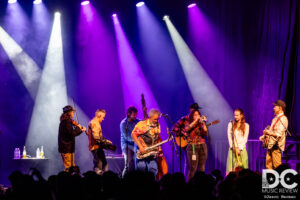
63, 105, 75, 113
273, 100, 286, 111
190, 103, 202, 110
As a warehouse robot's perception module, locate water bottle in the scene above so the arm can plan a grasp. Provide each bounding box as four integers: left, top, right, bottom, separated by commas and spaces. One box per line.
40, 146, 44, 159
22, 146, 27, 159
16, 148, 20, 159
36, 148, 40, 159
14, 148, 18, 159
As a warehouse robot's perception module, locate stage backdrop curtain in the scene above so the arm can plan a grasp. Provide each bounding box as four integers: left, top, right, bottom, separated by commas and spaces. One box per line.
185, 0, 300, 138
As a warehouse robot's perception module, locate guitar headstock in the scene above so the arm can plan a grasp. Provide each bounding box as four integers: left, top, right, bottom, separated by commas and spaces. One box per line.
141, 93, 148, 119
211, 120, 220, 125
141, 94, 146, 107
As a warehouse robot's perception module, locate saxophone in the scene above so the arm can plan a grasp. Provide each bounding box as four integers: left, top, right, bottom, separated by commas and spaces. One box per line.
136, 137, 172, 159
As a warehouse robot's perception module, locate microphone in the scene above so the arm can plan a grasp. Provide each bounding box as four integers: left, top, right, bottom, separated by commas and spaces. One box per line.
160, 113, 168, 117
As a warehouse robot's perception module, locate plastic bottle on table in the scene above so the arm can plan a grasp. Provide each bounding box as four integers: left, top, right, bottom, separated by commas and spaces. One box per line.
22, 146, 27, 159
14, 148, 18, 159
36, 148, 40, 159
40, 146, 44, 159
17, 148, 20, 159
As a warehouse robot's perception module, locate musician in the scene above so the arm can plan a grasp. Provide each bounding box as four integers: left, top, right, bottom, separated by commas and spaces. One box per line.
183, 109, 208, 181
259, 100, 288, 169
87, 109, 112, 175
172, 103, 202, 176
226, 108, 249, 174
132, 109, 162, 177
120, 106, 140, 177
58, 105, 86, 171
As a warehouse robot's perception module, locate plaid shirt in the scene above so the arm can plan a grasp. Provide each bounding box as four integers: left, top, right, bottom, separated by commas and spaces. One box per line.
173, 115, 208, 144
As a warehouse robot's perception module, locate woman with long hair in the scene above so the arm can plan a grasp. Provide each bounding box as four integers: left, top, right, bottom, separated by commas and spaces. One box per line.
226, 108, 249, 173
184, 109, 208, 180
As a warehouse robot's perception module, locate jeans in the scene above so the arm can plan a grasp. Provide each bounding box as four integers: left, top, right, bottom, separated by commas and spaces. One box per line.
186, 143, 207, 181
91, 148, 108, 175
136, 157, 158, 177
122, 146, 135, 177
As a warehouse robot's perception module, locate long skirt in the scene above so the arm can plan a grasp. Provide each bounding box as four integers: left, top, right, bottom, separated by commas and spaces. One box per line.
226, 148, 248, 172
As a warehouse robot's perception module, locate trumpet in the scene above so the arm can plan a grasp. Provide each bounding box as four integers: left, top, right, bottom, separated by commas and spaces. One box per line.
199, 115, 207, 123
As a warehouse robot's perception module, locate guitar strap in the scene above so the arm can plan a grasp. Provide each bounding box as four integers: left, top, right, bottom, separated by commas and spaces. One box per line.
192, 144, 195, 155
271, 115, 284, 130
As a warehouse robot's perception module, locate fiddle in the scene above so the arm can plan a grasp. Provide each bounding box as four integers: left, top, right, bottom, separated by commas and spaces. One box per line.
72, 120, 87, 133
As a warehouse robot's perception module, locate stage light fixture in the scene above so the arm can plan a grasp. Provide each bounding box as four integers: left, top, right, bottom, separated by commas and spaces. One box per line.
81, 0, 90, 6
8, 0, 17, 4
188, 3, 197, 8
136, 2, 145, 7
112, 13, 117, 17
163, 15, 169, 21
55, 12, 61, 18
33, 0, 42, 4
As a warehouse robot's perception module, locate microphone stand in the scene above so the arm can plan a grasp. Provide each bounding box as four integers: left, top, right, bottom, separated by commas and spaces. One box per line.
231, 120, 235, 172
125, 119, 129, 176
162, 114, 179, 174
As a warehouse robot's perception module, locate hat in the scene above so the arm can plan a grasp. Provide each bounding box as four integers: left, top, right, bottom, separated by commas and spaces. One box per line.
63, 105, 75, 113
190, 103, 202, 110
273, 100, 286, 111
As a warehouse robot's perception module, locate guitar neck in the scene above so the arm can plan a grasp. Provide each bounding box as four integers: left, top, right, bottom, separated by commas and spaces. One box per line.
206, 122, 213, 127
205, 120, 219, 127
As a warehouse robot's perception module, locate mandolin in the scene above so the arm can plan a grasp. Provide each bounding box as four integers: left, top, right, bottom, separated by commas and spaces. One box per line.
262, 126, 278, 149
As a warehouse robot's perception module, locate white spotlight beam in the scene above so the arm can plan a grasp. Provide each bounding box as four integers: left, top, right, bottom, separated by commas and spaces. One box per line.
164, 18, 233, 137
26, 13, 68, 175
0, 26, 41, 98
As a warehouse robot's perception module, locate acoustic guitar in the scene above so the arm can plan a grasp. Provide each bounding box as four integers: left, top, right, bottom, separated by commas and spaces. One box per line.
175, 120, 220, 148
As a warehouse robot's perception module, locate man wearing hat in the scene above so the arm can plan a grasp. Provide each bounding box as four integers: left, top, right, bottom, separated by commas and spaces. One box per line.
259, 100, 288, 169
58, 105, 86, 171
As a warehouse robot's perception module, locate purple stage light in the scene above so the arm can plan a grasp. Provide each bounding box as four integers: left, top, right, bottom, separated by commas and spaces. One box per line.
8, 0, 17, 4
33, 0, 42, 4
136, 2, 145, 7
188, 3, 196, 8
81, 1, 90, 6
112, 13, 117, 17
77, 3, 123, 175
